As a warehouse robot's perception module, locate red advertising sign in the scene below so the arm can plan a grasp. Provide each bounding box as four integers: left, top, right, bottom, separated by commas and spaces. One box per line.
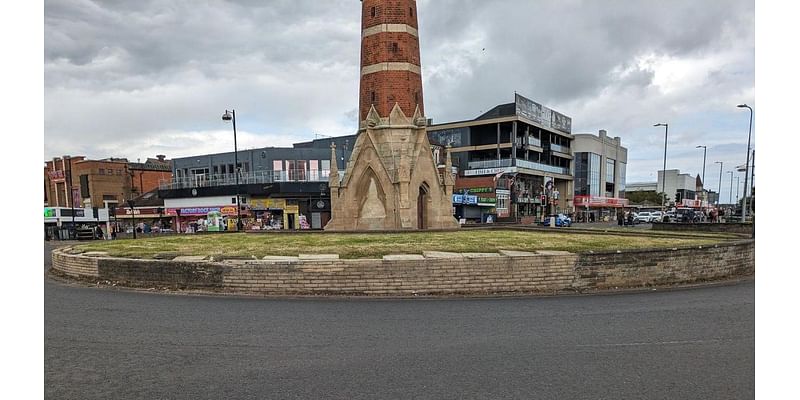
574, 195, 629, 208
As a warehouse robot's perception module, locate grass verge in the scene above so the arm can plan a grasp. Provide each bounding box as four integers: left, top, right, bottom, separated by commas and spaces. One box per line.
72, 229, 731, 259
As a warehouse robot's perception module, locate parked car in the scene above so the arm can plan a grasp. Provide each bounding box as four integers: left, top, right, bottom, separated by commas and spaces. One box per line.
663, 211, 676, 223
635, 212, 653, 224
541, 213, 572, 227
650, 211, 664, 222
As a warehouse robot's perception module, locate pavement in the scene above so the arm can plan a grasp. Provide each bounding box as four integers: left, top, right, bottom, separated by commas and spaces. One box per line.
44, 241, 754, 400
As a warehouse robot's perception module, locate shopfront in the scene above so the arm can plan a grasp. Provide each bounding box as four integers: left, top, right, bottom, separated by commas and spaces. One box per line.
166, 206, 248, 233
112, 207, 172, 233
250, 198, 307, 230
573, 195, 629, 223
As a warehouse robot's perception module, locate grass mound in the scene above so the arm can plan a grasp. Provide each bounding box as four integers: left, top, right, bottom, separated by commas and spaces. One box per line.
72, 229, 729, 259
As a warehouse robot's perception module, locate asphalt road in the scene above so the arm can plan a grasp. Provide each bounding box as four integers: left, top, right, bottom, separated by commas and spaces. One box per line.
45, 242, 754, 400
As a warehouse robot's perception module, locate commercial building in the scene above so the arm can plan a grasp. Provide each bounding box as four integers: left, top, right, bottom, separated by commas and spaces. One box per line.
44, 154, 172, 238
428, 93, 574, 222
158, 136, 355, 231
625, 169, 712, 209
571, 129, 628, 222
44, 155, 172, 210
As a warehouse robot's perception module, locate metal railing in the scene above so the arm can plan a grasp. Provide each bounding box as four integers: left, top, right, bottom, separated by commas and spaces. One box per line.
467, 159, 513, 169
159, 170, 331, 190
549, 143, 570, 154
514, 159, 570, 175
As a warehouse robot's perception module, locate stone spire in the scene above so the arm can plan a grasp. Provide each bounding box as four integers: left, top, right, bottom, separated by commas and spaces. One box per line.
329, 142, 339, 188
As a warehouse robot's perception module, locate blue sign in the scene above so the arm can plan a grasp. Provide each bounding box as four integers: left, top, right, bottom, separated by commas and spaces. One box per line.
452, 194, 478, 205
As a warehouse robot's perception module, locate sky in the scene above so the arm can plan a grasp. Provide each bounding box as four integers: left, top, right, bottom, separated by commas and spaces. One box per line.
44, 0, 755, 198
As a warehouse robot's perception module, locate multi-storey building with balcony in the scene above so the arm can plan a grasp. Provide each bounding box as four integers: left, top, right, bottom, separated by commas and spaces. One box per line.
427, 93, 574, 222
158, 136, 355, 231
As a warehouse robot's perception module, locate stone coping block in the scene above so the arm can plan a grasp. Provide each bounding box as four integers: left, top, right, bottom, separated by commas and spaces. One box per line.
298, 254, 340, 260
82, 251, 109, 257
461, 252, 502, 258
498, 250, 539, 257
422, 251, 464, 259
262, 256, 301, 261
536, 250, 574, 256
172, 255, 209, 262
383, 254, 426, 261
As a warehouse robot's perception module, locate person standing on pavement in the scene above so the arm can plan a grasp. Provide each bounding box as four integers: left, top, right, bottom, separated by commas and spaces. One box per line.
617, 209, 625, 226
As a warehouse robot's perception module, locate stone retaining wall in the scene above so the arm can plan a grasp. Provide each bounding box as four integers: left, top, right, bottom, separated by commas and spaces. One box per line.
51, 241, 754, 296
651, 222, 754, 235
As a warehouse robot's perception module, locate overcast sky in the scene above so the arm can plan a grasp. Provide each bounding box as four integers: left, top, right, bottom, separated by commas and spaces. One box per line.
44, 0, 755, 196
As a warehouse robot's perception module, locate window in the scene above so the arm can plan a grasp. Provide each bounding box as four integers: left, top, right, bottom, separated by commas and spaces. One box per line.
606, 158, 615, 184
371, 91, 376, 103
589, 153, 601, 197
391, 42, 398, 53
99, 169, 105, 175
232, 197, 237, 204
116, 169, 121, 176
107, 169, 113, 175
410, 7, 413, 17
414, 91, 419, 103
228, 164, 234, 175
371, 6, 375, 17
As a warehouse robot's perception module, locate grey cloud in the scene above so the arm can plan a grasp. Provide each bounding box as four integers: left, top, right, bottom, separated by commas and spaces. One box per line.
45, 0, 754, 188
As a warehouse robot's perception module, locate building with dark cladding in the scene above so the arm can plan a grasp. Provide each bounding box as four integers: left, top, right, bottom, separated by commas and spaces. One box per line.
158, 136, 355, 230
427, 93, 574, 223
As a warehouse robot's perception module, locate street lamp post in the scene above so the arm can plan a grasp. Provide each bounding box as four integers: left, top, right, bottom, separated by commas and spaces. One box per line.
654, 123, 669, 211
696, 145, 707, 189
727, 171, 734, 205
714, 161, 723, 206
127, 199, 137, 239
222, 109, 243, 231
735, 176, 740, 206
737, 104, 753, 222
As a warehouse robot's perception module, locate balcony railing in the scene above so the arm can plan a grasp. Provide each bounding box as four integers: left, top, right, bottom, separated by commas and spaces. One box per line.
159, 170, 331, 190
467, 159, 513, 169
549, 143, 570, 154
513, 159, 570, 175
465, 159, 569, 176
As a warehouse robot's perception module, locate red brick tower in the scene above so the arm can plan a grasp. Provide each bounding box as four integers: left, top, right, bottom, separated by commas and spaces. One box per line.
359, 0, 423, 121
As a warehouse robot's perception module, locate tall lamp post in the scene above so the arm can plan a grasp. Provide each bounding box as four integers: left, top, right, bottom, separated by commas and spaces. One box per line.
222, 110, 243, 231
737, 104, 753, 222
714, 161, 723, 206
696, 145, 707, 188
727, 171, 734, 205
654, 123, 669, 211
127, 199, 137, 239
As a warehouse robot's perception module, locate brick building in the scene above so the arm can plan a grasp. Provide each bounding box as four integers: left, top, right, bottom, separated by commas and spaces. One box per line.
44, 155, 172, 211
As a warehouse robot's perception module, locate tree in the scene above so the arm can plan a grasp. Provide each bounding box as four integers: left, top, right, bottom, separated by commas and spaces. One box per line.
625, 191, 666, 205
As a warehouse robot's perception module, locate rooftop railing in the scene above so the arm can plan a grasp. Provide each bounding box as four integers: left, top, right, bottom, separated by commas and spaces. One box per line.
159, 169, 331, 190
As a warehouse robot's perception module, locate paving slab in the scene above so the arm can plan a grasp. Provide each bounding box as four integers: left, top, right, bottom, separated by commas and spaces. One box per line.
298, 254, 340, 260
422, 251, 464, 259
382, 254, 425, 261
498, 250, 539, 257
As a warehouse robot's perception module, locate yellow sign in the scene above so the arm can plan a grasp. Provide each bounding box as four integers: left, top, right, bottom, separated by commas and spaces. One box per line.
285, 205, 299, 213
251, 198, 286, 209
